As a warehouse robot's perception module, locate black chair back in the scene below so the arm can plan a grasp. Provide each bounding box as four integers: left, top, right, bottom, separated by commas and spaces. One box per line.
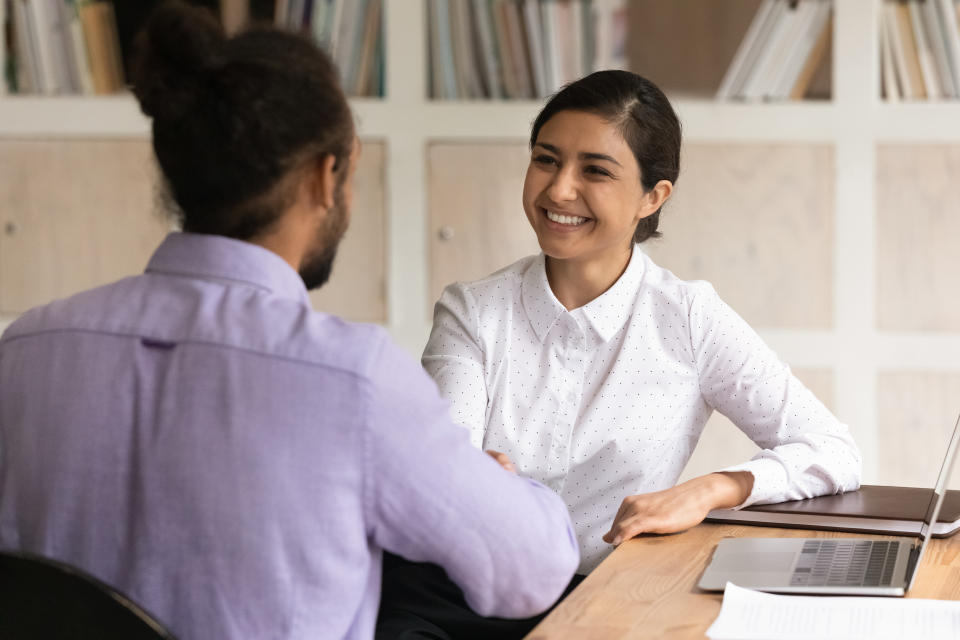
0, 550, 176, 639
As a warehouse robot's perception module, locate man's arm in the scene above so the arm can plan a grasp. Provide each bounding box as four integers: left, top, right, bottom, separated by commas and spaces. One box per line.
365, 335, 578, 619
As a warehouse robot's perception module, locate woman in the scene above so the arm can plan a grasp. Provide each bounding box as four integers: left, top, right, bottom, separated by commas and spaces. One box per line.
377, 70, 861, 638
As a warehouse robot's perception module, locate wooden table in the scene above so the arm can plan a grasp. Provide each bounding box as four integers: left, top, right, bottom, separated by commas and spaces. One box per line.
525, 523, 960, 639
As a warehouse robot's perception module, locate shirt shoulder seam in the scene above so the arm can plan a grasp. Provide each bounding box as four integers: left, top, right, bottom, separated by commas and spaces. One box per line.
1, 326, 372, 382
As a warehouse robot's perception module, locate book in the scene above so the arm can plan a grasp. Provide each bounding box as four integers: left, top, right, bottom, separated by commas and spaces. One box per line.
451, 0, 483, 98
787, 8, 830, 100
220, 0, 249, 35
590, 0, 627, 73
934, 0, 960, 93
353, 0, 380, 96
885, 1, 918, 99
891, 0, 926, 99
920, 0, 956, 97
491, 0, 518, 98
78, 1, 123, 94
909, 0, 943, 99
503, 0, 533, 99
521, 0, 546, 97
470, 0, 502, 98
880, 3, 901, 101
706, 485, 960, 538
12, 0, 38, 93
539, 0, 560, 93
768, 0, 818, 100
0, 0, 7, 94
716, 0, 778, 100
742, 0, 797, 100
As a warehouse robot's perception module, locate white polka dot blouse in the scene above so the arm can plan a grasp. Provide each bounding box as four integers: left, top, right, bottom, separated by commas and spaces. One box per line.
422, 247, 861, 574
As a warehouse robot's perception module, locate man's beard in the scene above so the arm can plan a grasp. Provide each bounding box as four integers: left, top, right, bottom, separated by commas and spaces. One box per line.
299, 183, 348, 291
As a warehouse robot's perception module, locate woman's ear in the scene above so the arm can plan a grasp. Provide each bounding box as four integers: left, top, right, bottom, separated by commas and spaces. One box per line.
638, 179, 674, 219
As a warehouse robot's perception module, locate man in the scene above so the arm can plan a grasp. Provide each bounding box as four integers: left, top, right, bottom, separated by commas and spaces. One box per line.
0, 4, 578, 639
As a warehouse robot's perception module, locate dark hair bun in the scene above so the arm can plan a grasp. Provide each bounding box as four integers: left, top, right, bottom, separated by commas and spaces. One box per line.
131, 1, 226, 120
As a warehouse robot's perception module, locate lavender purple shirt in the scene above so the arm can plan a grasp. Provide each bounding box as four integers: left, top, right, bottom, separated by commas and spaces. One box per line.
0, 232, 578, 640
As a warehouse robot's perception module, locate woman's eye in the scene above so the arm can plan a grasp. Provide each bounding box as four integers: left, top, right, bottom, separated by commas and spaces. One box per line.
533, 155, 557, 166
585, 166, 612, 177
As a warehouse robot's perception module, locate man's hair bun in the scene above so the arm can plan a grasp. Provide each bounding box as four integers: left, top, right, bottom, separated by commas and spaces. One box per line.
131, 1, 226, 121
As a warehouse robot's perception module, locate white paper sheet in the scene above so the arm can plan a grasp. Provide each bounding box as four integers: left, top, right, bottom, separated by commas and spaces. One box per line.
707, 582, 960, 640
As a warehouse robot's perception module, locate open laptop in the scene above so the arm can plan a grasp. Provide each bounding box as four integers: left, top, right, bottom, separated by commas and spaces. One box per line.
698, 411, 960, 596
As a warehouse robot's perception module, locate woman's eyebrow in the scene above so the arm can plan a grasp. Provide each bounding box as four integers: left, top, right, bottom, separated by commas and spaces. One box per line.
533, 142, 622, 167
580, 152, 622, 167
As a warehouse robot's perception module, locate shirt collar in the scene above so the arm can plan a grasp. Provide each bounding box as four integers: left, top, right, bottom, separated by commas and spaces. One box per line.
145, 232, 311, 305
577, 247, 645, 342
521, 254, 568, 342
521, 248, 646, 344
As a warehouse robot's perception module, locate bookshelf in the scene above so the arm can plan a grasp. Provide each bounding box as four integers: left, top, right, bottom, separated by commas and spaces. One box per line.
2, 0, 960, 488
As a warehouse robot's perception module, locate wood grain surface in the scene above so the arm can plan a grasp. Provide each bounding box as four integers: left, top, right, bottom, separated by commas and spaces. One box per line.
526, 522, 960, 639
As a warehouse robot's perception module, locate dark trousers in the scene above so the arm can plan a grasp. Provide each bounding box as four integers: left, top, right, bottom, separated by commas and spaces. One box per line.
375, 552, 585, 640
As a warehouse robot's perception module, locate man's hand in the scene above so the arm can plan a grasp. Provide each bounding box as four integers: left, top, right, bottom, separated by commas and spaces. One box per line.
602, 471, 754, 545
485, 450, 516, 473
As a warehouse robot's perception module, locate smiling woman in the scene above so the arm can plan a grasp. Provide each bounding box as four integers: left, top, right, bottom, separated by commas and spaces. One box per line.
376, 70, 862, 640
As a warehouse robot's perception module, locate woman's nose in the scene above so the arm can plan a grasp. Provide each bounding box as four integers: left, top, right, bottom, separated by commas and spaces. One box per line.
546, 167, 578, 202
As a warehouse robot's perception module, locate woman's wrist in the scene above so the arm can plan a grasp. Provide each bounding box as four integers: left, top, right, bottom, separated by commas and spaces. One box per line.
702, 471, 754, 511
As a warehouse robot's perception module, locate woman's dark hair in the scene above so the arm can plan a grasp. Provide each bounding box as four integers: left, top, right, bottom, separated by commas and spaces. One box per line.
131, 1, 353, 239
530, 70, 681, 244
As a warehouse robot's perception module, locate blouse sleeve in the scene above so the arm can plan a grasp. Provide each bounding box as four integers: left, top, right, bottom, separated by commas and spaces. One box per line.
688, 283, 862, 508
421, 283, 488, 450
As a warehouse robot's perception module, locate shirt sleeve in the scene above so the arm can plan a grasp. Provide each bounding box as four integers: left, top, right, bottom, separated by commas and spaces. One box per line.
364, 333, 579, 619
688, 283, 862, 508
421, 284, 487, 450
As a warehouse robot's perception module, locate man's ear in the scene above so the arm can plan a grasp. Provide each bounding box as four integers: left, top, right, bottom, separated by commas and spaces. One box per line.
311, 154, 338, 210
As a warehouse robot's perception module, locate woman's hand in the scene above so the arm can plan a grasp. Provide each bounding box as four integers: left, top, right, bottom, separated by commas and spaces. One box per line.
485, 450, 516, 473
602, 471, 754, 545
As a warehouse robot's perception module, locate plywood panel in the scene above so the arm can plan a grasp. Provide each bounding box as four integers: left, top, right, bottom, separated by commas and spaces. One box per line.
309, 141, 387, 323
644, 143, 834, 329
877, 145, 960, 331
877, 372, 960, 488
0, 139, 167, 314
679, 369, 835, 482
428, 143, 540, 306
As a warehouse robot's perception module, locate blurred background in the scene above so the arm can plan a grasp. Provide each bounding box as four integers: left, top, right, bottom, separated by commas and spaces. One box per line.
2, 0, 959, 487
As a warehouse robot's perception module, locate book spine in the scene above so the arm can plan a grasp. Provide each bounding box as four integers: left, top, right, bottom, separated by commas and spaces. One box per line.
1, 0, 8, 94
769, 0, 817, 100
787, 2, 831, 100
25, 0, 58, 93
448, 0, 471, 98
540, 0, 559, 94
908, 0, 942, 99
885, 1, 915, 99
13, 0, 38, 93
353, 0, 379, 96
492, 0, 517, 98
470, 0, 502, 99
934, 0, 960, 93
741, 0, 793, 100
920, 0, 956, 96
893, 0, 926, 99
66, 5, 92, 95
521, 0, 546, 97
717, 0, 777, 100
880, 3, 901, 102
220, 0, 249, 35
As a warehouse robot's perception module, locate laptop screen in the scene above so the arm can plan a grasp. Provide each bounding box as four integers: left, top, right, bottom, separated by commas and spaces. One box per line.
909, 412, 960, 589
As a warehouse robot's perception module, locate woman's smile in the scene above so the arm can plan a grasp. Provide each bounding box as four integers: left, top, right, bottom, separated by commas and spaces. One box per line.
542, 207, 591, 228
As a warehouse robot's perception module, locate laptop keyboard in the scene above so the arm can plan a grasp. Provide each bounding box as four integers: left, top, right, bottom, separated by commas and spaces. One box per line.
790, 540, 900, 587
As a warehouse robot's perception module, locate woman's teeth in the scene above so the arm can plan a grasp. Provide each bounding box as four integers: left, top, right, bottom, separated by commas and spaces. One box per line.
546, 210, 587, 226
